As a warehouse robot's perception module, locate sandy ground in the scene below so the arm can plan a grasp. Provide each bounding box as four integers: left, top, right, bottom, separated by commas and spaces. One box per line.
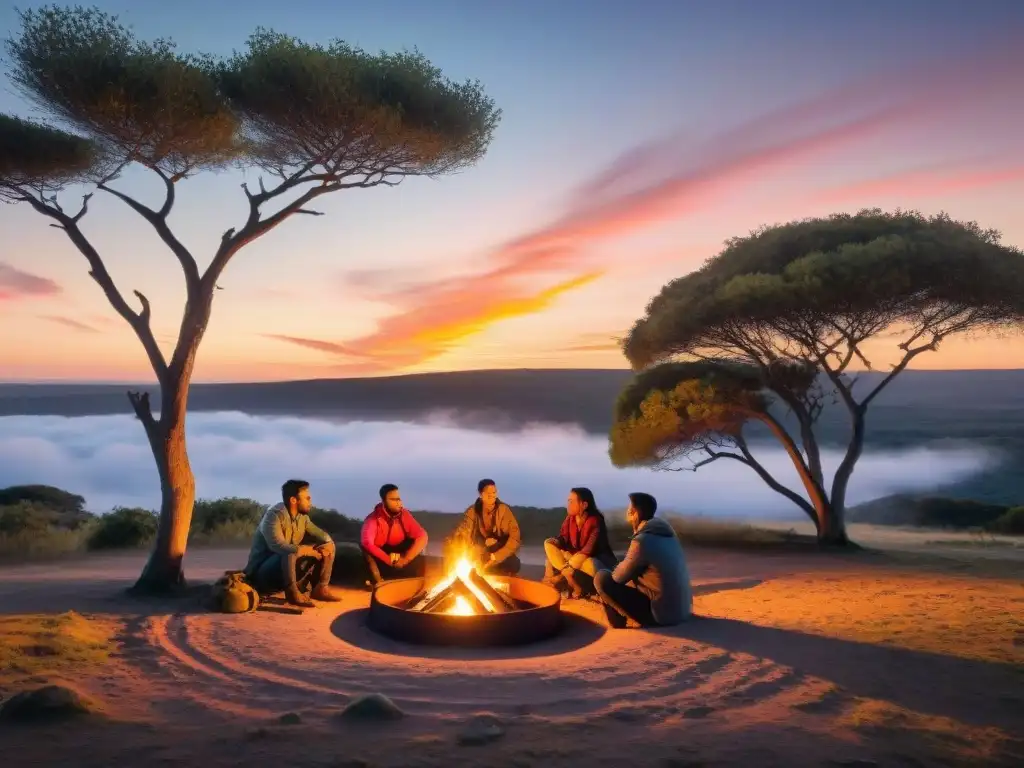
751, 520, 1024, 562
0, 545, 1022, 768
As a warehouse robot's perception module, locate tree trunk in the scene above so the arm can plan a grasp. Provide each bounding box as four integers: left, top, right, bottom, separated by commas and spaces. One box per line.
816, 501, 850, 546
757, 414, 832, 535
130, 323, 204, 595
822, 407, 865, 549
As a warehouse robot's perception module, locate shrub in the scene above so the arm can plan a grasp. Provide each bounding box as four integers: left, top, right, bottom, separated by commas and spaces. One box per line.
0, 526, 93, 559
190, 497, 265, 543
0, 485, 86, 516
308, 507, 361, 541
849, 495, 1010, 529
86, 507, 158, 550
0, 501, 97, 559
988, 506, 1024, 535
0, 502, 56, 535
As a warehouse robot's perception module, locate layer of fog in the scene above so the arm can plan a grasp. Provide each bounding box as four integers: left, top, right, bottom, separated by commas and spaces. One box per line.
0, 412, 998, 518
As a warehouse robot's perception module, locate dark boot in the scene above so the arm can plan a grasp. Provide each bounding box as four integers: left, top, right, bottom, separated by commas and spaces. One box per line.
285, 583, 314, 607
282, 553, 314, 607
310, 584, 342, 602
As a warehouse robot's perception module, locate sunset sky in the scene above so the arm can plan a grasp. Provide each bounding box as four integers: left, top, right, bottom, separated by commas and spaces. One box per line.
1, 0, 1023, 382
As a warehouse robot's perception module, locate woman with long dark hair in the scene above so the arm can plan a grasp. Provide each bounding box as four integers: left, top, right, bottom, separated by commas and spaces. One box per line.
543, 486, 617, 598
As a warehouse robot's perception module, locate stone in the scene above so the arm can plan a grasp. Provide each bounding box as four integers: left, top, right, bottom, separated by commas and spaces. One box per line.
337, 693, 405, 721
0, 684, 92, 722
457, 712, 505, 746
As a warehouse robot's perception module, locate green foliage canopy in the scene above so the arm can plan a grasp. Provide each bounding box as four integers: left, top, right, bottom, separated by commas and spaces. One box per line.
625, 210, 1024, 373
0, 5, 500, 190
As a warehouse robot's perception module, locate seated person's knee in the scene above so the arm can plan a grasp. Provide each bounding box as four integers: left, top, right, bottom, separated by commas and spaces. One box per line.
594, 569, 612, 591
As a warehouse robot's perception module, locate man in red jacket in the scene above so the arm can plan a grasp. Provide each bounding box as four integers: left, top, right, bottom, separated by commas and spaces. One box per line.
360, 484, 429, 587
543, 487, 617, 598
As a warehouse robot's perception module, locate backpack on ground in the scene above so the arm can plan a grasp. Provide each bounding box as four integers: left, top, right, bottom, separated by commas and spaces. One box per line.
209, 570, 260, 613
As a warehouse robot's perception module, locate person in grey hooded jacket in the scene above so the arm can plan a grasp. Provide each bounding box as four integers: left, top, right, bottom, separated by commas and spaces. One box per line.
594, 492, 693, 628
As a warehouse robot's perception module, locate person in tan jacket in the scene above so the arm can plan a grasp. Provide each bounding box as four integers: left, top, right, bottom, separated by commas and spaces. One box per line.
445, 478, 522, 575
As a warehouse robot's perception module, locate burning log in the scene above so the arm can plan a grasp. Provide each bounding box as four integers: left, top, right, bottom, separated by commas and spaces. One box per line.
401, 588, 428, 610
466, 568, 514, 613
416, 582, 458, 614
449, 576, 489, 614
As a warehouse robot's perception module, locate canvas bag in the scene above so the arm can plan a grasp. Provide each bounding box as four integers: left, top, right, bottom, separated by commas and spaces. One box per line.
210, 570, 260, 613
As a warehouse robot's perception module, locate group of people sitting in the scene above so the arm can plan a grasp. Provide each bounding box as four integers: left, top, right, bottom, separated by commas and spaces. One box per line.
243, 477, 693, 629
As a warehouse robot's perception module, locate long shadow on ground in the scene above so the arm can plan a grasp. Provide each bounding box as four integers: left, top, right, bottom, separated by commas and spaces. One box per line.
661, 616, 1024, 733
330, 608, 607, 661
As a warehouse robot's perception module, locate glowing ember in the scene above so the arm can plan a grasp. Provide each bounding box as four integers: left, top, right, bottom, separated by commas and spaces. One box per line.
448, 596, 474, 615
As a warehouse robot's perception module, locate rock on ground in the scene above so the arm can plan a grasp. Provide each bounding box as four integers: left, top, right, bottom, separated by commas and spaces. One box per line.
337, 693, 405, 721
0, 685, 93, 722
457, 712, 505, 746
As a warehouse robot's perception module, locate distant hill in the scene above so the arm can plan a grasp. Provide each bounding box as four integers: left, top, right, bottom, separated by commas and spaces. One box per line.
848, 494, 1023, 533
2, 368, 1022, 503
0, 369, 632, 430
2, 367, 1022, 433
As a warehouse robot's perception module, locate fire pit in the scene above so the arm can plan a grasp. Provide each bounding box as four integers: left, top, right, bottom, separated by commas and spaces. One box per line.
367, 557, 562, 646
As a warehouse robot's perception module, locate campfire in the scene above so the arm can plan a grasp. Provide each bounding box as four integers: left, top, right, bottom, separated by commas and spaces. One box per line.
367, 549, 563, 646
404, 557, 519, 615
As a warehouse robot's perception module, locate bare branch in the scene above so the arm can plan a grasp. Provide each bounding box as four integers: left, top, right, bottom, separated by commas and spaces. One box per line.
19, 192, 169, 381
98, 170, 202, 300
735, 436, 819, 523
126, 390, 159, 435
132, 289, 152, 324
203, 180, 336, 289
70, 192, 92, 223
692, 446, 747, 470
859, 336, 939, 410
294, 208, 324, 216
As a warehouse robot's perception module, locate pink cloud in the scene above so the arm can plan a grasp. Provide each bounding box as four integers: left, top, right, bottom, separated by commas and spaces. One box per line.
0, 262, 60, 301
276, 41, 1020, 373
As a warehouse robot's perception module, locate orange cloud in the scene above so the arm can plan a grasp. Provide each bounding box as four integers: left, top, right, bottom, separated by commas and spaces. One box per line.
0, 262, 60, 301
278, 41, 1018, 373
816, 164, 1024, 204
270, 271, 605, 371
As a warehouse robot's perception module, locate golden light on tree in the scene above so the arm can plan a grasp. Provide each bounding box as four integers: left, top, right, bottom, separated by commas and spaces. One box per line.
612, 210, 1024, 546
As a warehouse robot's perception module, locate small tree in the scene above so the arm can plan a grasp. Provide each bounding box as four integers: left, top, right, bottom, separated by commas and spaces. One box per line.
611, 210, 1024, 545
0, 6, 499, 592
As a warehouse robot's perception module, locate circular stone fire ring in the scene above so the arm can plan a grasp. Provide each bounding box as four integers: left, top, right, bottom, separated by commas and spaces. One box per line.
367, 575, 563, 647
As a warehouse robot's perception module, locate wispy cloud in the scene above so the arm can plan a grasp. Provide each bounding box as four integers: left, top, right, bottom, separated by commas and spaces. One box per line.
559, 332, 625, 354
271, 42, 1020, 373
816, 163, 1024, 205
40, 315, 101, 333
0, 262, 60, 301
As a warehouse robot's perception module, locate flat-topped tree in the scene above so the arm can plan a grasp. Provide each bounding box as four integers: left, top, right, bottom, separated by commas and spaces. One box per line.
0, 5, 500, 594
612, 210, 1024, 546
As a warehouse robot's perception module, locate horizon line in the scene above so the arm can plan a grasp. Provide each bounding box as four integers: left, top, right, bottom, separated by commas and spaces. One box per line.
2, 366, 1023, 387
